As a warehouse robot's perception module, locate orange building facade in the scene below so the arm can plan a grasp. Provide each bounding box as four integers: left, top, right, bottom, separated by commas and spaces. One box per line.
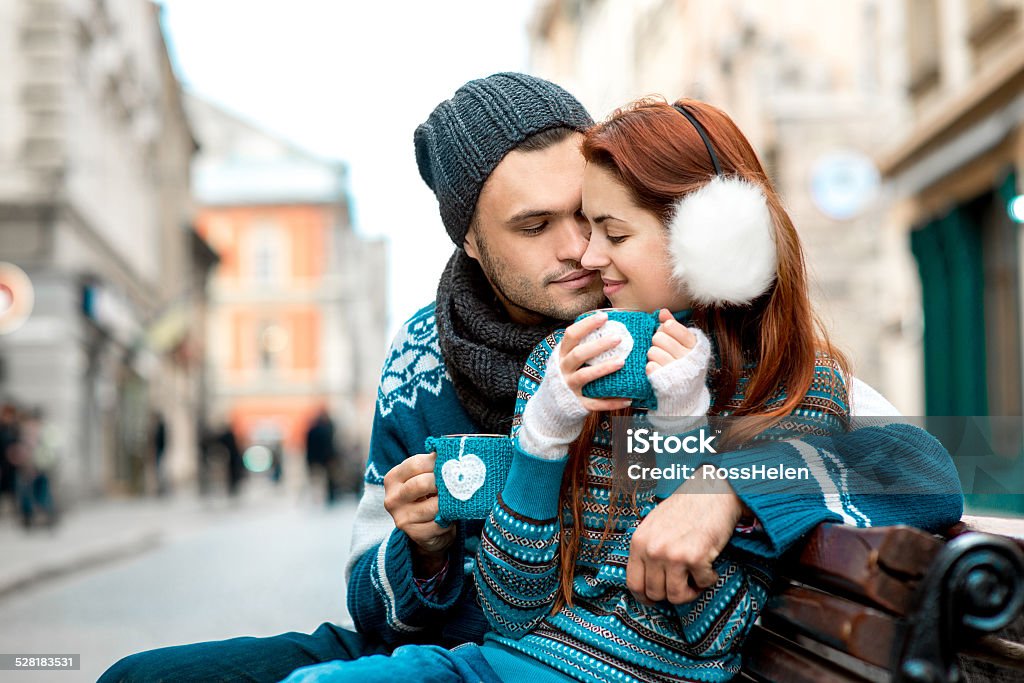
198, 204, 328, 453
188, 96, 387, 476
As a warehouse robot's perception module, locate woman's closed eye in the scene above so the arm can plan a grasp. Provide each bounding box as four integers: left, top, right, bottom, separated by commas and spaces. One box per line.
607, 234, 628, 245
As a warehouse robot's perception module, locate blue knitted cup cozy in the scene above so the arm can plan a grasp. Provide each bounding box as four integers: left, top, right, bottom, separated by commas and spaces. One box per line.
427, 434, 515, 524
577, 310, 660, 409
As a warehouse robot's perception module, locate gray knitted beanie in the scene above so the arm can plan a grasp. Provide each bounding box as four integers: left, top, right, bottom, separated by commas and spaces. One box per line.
414, 72, 594, 247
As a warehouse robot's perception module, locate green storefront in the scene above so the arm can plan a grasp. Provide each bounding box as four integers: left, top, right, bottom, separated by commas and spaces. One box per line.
910, 172, 1024, 514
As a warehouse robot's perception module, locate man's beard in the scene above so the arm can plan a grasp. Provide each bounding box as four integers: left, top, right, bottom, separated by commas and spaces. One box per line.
475, 234, 605, 323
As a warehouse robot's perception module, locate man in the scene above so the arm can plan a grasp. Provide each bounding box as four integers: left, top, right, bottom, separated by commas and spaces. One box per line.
0, 403, 18, 517
152, 412, 168, 496
306, 406, 341, 505
344, 74, 608, 644
100, 72, 603, 682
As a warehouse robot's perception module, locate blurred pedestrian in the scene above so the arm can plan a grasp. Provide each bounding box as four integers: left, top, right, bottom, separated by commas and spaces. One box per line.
31, 408, 60, 527
197, 421, 214, 496
9, 407, 59, 529
269, 439, 284, 484
220, 423, 244, 497
305, 407, 339, 505
152, 412, 169, 496
0, 402, 18, 517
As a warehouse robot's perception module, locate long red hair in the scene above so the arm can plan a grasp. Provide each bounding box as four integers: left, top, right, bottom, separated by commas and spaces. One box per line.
552, 97, 849, 611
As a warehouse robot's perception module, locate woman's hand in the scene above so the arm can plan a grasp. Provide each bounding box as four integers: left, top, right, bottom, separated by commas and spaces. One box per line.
515, 313, 628, 461
559, 312, 633, 412
644, 309, 711, 420
626, 471, 744, 605
646, 308, 697, 376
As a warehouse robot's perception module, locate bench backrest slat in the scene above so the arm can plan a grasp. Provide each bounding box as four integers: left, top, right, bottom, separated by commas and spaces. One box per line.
786, 524, 943, 614
743, 626, 880, 683
761, 583, 898, 669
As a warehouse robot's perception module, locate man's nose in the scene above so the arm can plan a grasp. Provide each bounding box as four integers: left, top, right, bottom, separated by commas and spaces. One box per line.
555, 218, 590, 263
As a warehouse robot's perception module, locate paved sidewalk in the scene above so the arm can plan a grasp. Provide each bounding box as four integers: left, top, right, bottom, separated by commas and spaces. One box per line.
0, 482, 288, 600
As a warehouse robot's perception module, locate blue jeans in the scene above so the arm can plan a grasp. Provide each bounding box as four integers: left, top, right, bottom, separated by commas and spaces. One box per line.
99, 622, 390, 682
16, 470, 54, 526
283, 644, 502, 683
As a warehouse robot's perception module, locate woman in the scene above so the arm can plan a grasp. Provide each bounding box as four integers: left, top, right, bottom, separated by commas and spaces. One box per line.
283, 98, 962, 683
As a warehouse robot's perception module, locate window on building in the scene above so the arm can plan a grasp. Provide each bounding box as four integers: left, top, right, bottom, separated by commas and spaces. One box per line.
250, 220, 287, 284
905, 0, 941, 97
862, 2, 880, 92
257, 321, 289, 374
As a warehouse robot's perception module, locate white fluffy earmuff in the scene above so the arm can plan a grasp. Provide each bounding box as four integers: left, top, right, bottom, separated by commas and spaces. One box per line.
667, 175, 777, 306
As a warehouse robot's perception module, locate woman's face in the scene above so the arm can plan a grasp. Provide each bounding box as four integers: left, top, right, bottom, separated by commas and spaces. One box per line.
581, 163, 690, 312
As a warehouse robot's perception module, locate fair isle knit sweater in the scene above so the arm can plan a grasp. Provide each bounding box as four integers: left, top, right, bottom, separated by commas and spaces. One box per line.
473, 332, 964, 683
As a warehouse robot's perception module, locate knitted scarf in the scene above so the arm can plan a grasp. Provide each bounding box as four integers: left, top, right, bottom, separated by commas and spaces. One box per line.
435, 249, 562, 435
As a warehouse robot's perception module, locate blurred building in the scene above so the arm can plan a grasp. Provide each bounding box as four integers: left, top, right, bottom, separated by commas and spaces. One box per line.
530, 0, 919, 408
187, 95, 387, 480
879, 0, 1024, 513
0, 0, 213, 500
880, 0, 1024, 419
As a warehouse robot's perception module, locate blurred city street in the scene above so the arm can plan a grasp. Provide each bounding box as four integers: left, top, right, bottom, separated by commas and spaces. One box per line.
0, 481, 356, 682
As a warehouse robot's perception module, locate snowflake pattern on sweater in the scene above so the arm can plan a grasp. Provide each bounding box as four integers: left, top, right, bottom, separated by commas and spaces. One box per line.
377, 307, 449, 420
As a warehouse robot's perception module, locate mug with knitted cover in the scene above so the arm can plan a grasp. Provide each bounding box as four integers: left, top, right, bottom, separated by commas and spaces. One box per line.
427, 434, 515, 524
576, 309, 660, 409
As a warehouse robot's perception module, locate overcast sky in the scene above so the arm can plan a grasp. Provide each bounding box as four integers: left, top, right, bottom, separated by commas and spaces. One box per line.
158, 0, 539, 337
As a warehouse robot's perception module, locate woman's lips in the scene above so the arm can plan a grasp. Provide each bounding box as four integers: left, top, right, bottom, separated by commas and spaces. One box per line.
552, 270, 597, 290
602, 279, 625, 297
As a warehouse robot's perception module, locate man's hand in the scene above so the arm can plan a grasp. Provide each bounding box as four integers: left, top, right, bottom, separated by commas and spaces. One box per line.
626, 472, 744, 604
383, 452, 456, 576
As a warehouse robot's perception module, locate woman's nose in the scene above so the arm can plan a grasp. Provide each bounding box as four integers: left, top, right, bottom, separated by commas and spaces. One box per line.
581, 238, 608, 270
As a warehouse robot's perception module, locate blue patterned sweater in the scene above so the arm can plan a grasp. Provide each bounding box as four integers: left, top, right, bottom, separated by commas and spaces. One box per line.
345, 303, 489, 647
473, 332, 964, 683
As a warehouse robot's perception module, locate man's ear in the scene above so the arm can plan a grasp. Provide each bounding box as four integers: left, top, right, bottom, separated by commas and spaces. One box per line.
463, 227, 480, 261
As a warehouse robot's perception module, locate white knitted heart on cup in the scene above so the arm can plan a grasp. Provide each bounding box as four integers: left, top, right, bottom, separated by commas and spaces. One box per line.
441, 453, 487, 501
582, 319, 634, 365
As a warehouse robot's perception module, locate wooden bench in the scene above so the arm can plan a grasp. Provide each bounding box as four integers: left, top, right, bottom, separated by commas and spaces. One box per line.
739, 517, 1024, 682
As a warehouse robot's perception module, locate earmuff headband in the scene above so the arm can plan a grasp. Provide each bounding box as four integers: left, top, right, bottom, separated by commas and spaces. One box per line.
667, 102, 777, 306
672, 104, 722, 176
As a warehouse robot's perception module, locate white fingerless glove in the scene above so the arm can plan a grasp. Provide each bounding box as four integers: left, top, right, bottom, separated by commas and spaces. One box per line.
647, 327, 712, 430
515, 343, 590, 461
